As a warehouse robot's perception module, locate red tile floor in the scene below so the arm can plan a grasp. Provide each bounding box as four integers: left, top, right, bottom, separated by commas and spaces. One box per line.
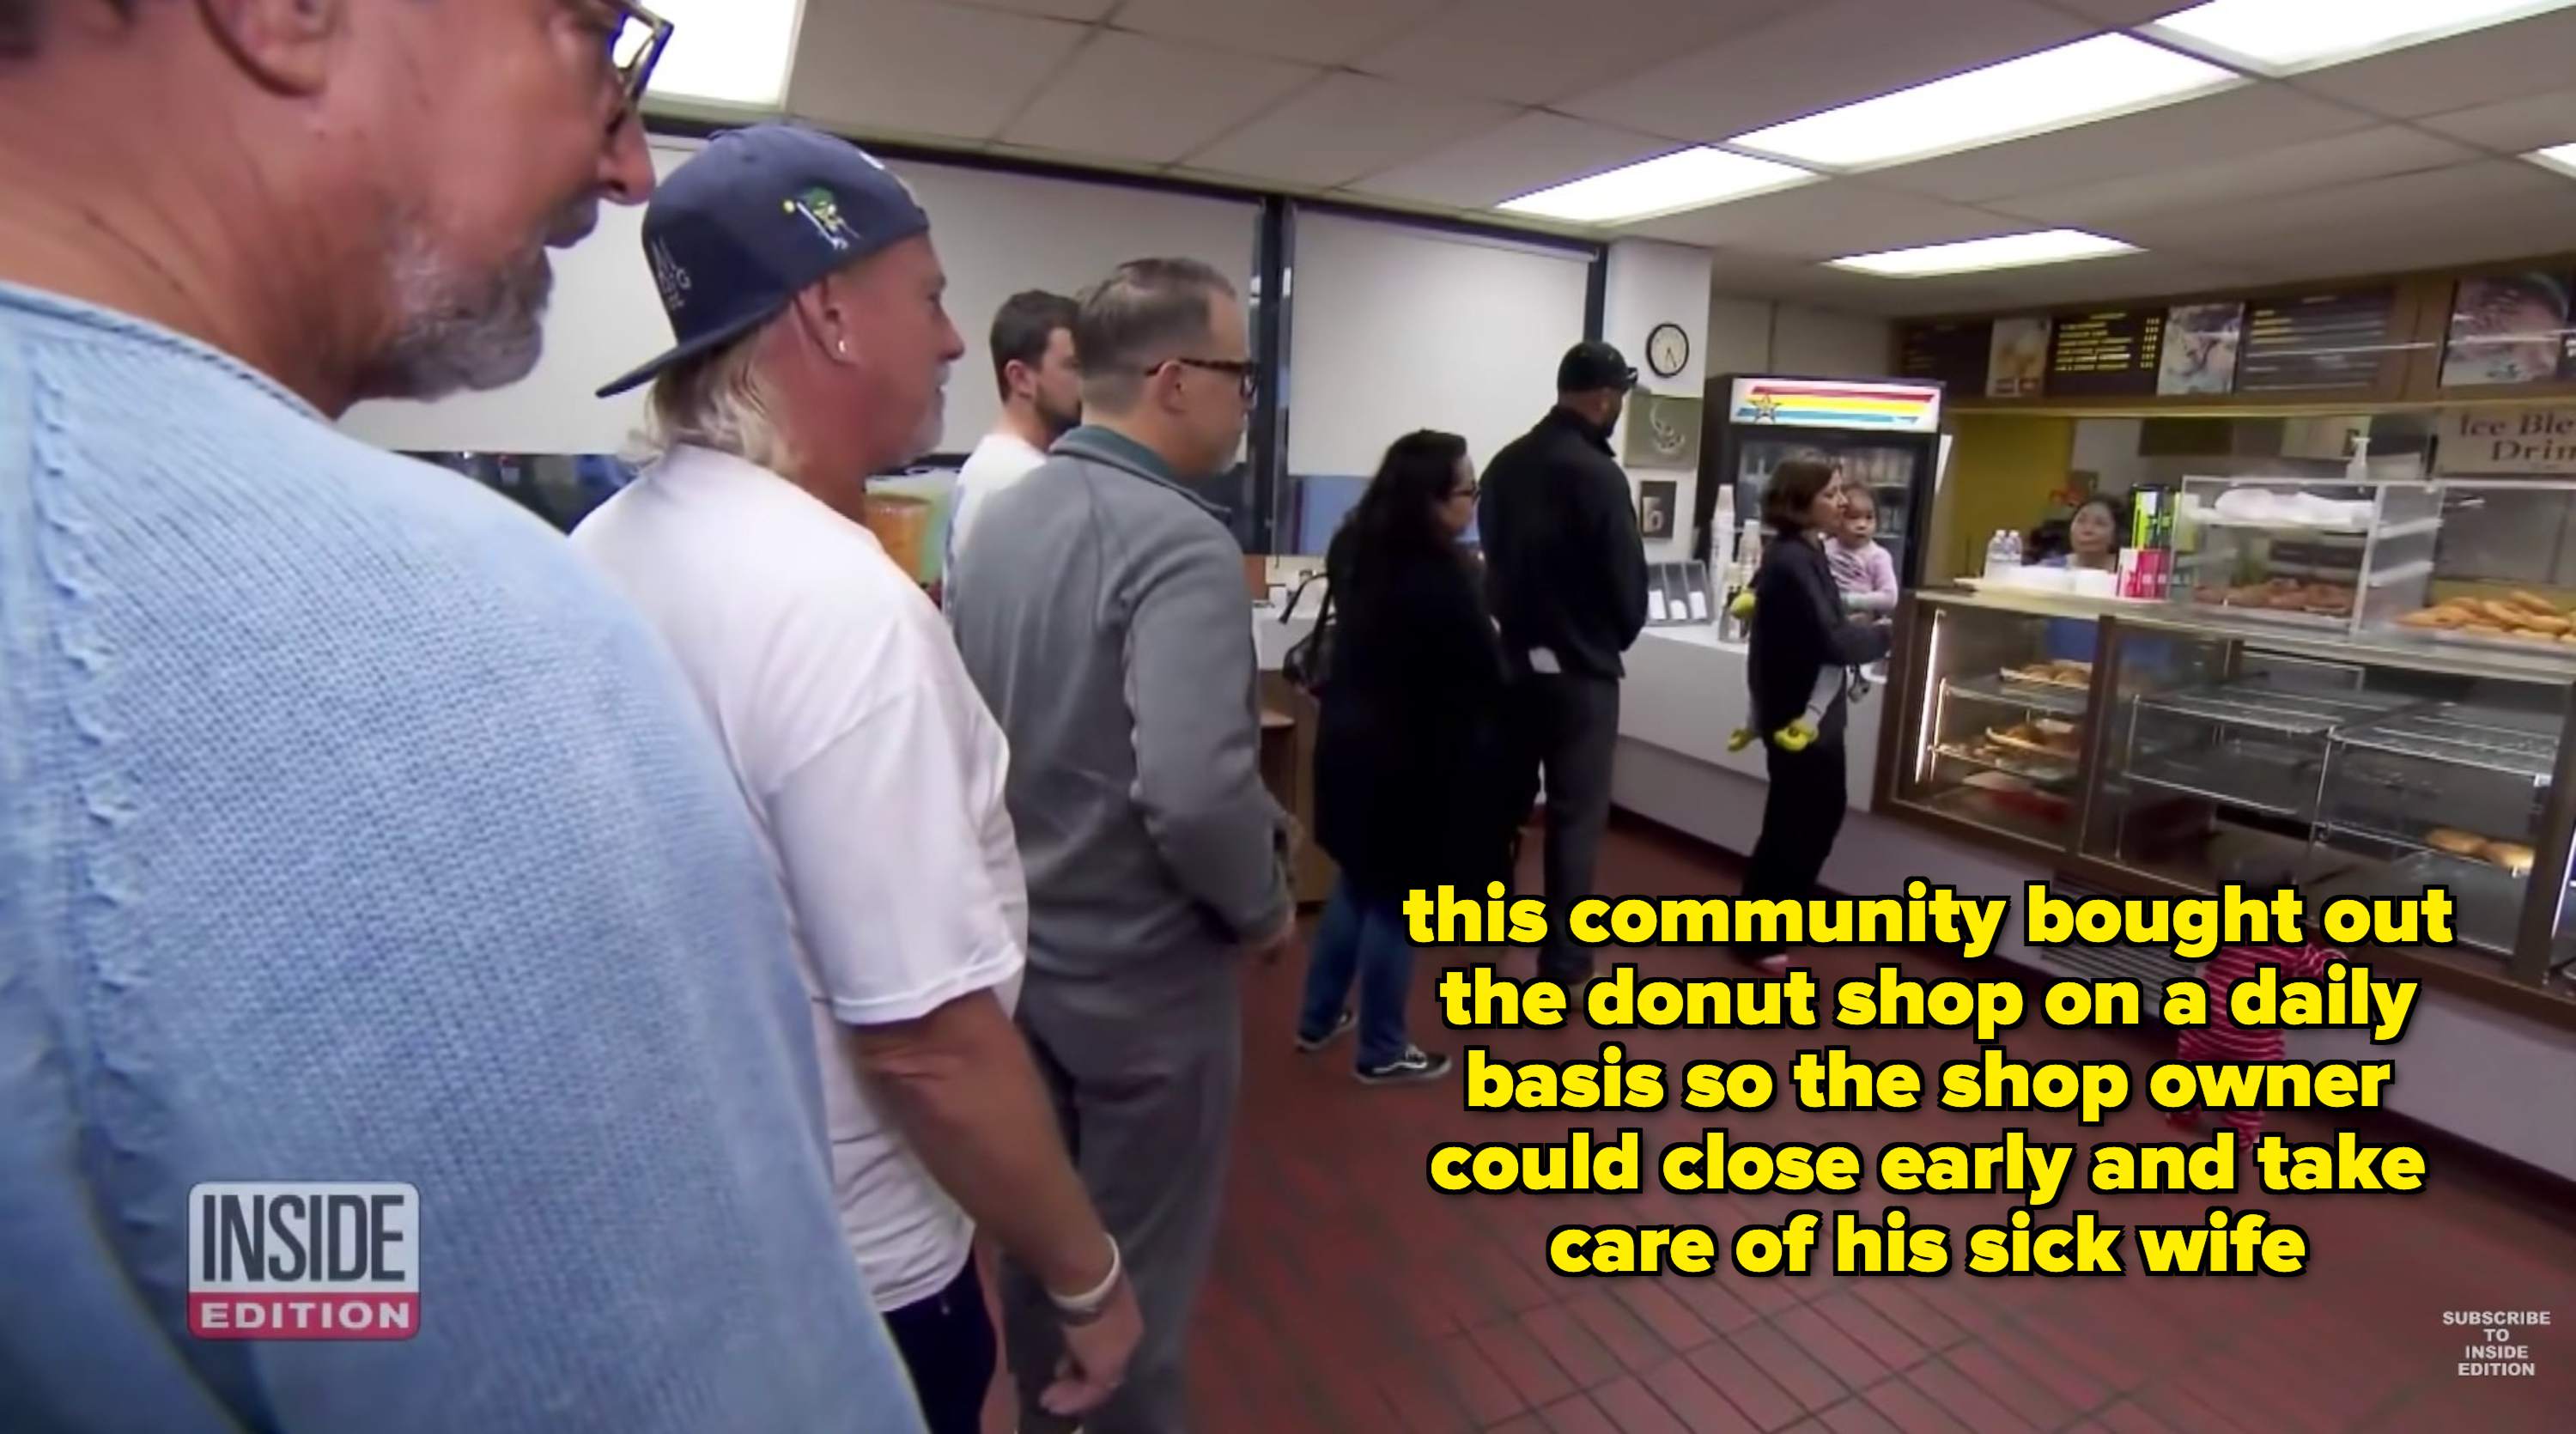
989, 817, 2576, 1432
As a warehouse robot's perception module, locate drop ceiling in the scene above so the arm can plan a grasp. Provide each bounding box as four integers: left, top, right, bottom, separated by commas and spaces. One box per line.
658, 0, 2576, 317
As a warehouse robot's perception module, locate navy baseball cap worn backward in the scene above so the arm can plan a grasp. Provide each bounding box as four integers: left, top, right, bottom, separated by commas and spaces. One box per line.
595, 124, 933, 398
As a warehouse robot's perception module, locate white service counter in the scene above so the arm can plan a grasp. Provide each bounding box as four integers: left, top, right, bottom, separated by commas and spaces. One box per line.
1251, 605, 1315, 674
1609, 619, 2576, 1183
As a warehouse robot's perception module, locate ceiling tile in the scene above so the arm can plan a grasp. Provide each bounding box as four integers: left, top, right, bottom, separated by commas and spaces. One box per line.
1346, 111, 1675, 210
1000, 31, 1322, 165
787, 0, 1087, 142
1868, 83, 2367, 204
1558, 0, 2088, 143
2288, 9, 2576, 119
2113, 160, 2572, 252
2044, 0, 2190, 21
1110, 0, 1444, 66
2211, 187, 2576, 280
2419, 91, 2576, 154
936, 0, 1117, 17
1355, 0, 1782, 106
1625, 180, 2022, 258
1183, 72, 1516, 190
1985, 126, 2484, 228
1729, 260, 2017, 317
1969, 254, 2260, 309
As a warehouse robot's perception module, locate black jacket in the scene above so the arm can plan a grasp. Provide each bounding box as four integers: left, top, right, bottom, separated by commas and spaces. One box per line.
1477, 408, 1649, 680
1312, 532, 1535, 903
1747, 534, 1892, 741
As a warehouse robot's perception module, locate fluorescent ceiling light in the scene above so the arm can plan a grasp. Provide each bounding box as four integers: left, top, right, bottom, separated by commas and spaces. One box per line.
1728, 34, 2237, 171
643, 0, 805, 109
1830, 229, 2139, 278
2147, 0, 2576, 74
2529, 143, 2576, 179
1496, 147, 1819, 224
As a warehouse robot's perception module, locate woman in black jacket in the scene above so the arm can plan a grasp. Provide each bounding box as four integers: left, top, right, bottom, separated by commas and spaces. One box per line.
1738, 458, 1891, 974
1298, 431, 1532, 1084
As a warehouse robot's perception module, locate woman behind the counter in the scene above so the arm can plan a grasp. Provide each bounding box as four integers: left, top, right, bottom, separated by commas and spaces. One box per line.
2038, 495, 2124, 662
1737, 459, 1891, 975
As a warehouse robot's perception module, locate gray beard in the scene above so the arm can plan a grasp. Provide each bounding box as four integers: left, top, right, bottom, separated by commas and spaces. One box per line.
355, 201, 595, 404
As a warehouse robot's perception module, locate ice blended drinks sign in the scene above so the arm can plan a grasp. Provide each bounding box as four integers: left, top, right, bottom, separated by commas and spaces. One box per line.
2436, 404, 2576, 477
188, 1183, 420, 1340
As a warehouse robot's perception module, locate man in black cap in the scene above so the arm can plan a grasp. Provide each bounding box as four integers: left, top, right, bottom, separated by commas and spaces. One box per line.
1478, 341, 1652, 991
573, 124, 1139, 1433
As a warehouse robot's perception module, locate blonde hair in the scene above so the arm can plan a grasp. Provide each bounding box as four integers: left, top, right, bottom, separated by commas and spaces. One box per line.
639, 327, 794, 472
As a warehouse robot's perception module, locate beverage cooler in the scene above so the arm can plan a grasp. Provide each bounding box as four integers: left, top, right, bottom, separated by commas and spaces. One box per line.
1689, 375, 1947, 586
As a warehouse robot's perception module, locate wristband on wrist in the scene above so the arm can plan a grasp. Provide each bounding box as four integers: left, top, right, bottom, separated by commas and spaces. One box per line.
1049, 1236, 1122, 1325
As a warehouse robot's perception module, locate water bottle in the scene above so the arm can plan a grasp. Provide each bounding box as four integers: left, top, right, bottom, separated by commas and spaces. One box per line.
2004, 529, 2023, 566
1983, 531, 2008, 579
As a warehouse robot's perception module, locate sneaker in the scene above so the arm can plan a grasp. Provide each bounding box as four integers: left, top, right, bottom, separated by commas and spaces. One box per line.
1358, 1047, 1452, 1085
1296, 1009, 1355, 1053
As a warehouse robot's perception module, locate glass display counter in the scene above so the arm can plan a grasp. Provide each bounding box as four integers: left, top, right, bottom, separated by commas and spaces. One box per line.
2366, 477, 2576, 659
1886, 591, 2104, 854
2082, 619, 2574, 987
1885, 586, 2576, 1018
2169, 474, 2441, 632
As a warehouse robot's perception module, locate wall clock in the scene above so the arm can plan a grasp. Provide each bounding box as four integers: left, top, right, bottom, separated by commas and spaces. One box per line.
1646, 322, 1690, 379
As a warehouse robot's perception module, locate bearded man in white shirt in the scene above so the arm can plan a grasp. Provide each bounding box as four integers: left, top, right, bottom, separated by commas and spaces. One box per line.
572, 124, 1140, 1434
947, 289, 1081, 586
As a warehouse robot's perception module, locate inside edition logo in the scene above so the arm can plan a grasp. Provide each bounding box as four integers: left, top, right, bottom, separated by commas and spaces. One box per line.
187, 1182, 420, 1340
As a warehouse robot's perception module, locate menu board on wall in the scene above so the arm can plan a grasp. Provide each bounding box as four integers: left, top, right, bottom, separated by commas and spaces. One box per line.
1897, 320, 1993, 394
2235, 290, 2396, 394
2044, 309, 2164, 398
2441, 271, 2576, 388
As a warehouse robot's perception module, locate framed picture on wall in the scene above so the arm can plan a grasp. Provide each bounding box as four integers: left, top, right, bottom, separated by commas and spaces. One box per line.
1620, 392, 1704, 471
2441, 272, 2576, 388
1637, 478, 1680, 541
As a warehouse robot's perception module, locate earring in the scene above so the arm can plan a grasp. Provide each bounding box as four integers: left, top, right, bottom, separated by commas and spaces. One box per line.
835, 339, 848, 356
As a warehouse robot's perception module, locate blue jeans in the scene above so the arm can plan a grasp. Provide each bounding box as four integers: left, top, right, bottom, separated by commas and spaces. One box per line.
1298, 878, 1417, 1069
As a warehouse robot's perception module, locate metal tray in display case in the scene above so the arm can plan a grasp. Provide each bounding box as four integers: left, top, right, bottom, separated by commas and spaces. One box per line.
2121, 679, 2421, 821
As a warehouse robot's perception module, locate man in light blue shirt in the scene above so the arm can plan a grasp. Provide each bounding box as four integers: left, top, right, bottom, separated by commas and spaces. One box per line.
0, 6, 921, 1431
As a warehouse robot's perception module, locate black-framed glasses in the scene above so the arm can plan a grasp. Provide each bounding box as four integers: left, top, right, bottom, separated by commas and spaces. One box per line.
605, 2, 674, 122
1158, 356, 1257, 402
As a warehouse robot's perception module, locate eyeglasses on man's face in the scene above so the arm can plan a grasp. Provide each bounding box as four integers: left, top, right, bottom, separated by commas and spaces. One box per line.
1157, 356, 1258, 403
592, 1, 673, 126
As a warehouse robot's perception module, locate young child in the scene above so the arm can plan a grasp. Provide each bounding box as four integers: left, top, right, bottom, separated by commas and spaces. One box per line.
1826, 487, 1900, 617
1727, 476, 1888, 752
2166, 937, 2342, 1160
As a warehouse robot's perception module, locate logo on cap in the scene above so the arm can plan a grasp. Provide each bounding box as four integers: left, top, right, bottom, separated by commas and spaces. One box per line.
648, 238, 692, 312
785, 186, 855, 252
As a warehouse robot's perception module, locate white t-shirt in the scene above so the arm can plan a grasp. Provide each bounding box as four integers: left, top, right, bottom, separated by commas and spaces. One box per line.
569, 444, 1028, 1313
946, 430, 1048, 582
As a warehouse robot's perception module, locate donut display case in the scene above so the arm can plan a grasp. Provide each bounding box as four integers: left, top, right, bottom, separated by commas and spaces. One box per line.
2167, 475, 2442, 634
1882, 592, 2105, 855
1882, 585, 2576, 1020
2073, 610, 2576, 1002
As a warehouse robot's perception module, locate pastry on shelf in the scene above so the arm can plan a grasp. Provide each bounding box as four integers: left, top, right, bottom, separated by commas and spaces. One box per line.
2482, 841, 2537, 877
2422, 827, 2541, 877
2397, 588, 2576, 637
2427, 828, 2487, 857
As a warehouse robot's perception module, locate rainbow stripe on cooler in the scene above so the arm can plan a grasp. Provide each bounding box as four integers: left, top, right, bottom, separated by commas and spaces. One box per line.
1731, 380, 1941, 431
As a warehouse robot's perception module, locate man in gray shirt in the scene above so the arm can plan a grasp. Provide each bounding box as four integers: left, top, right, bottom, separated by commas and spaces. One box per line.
948, 257, 1291, 1434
